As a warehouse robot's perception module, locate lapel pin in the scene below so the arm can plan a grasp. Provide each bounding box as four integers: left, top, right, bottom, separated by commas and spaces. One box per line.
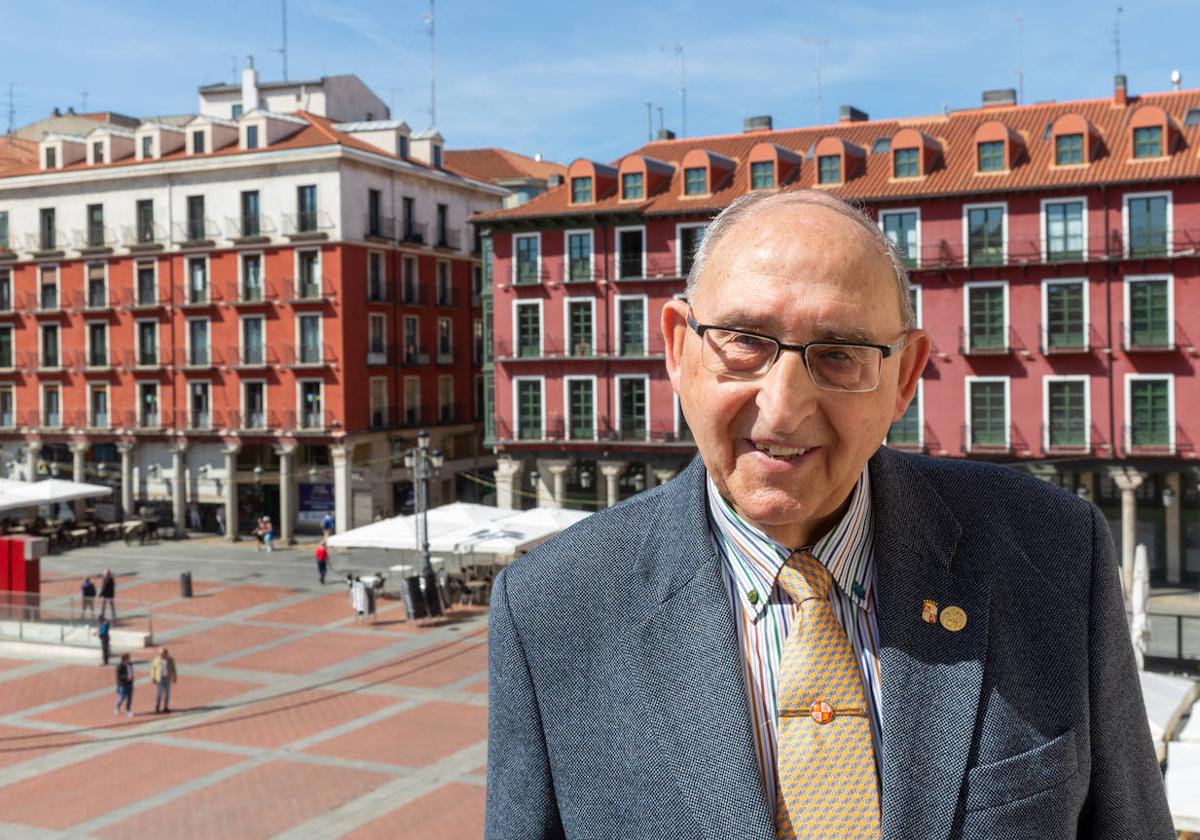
921, 599, 939, 624
748, 588, 759, 605
940, 605, 968, 632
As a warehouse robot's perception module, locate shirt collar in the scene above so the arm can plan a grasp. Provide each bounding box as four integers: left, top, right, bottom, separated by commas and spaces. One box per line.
706, 467, 876, 620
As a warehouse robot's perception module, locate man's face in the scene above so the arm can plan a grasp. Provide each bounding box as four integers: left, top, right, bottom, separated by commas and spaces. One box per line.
663, 202, 929, 547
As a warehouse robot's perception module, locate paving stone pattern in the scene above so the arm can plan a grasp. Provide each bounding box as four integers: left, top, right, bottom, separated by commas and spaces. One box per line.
0, 538, 491, 839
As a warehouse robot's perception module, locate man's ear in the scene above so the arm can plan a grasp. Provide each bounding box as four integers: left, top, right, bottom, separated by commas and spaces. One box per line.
662, 299, 689, 395
892, 329, 931, 422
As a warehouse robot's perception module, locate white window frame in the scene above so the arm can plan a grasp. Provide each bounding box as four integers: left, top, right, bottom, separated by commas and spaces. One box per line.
239, 314, 266, 365
563, 228, 595, 282
1041, 375, 1091, 453
879, 207, 922, 270
40, 322, 61, 369
0, 268, 11, 312
438, 374, 454, 420
436, 259, 452, 304
615, 373, 651, 439
0, 385, 15, 428
185, 254, 210, 302
37, 264, 59, 311
188, 380, 212, 429
1039, 195, 1089, 262
296, 378, 325, 429
237, 250, 265, 301
1124, 373, 1175, 454
961, 200, 1008, 266
84, 260, 109, 308
909, 283, 923, 330
513, 299, 544, 357
134, 259, 158, 305
85, 318, 109, 368
137, 380, 160, 427
1121, 189, 1173, 258
295, 313, 324, 363
135, 318, 159, 366
402, 255, 419, 301
674, 222, 709, 278
39, 382, 62, 428
563, 374, 599, 441
403, 314, 421, 360
367, 313, 387, 362
437, 317, 453, 356
1041, 277, 1090, 352
512, 232, 542, 284
614, 293, 650, 356
185, 316, 211, 366
88, 382, 110, 429
369, 376, 389, 427
614, 225, 647, 279
241, 378, 268, 429
962, 280, 1009, 353
367, 250, 387, 297
512, 375, 547, 440
563, 296, 596, 356
294, 248, 322, 296
1122, 273, 1175, 351
963, 376, 1011, 453
887, 378, 924, 449
0, 323, 13, 369
403, 375, 422, 421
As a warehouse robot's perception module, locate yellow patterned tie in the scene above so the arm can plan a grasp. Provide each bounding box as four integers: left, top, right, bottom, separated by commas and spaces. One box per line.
774, 550, 880, 839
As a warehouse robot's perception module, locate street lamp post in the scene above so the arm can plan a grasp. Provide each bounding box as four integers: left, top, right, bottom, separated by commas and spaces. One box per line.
404, 426, 444, 578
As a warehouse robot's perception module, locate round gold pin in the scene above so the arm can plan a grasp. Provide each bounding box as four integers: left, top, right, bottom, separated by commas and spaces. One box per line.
940, 605, 967, 632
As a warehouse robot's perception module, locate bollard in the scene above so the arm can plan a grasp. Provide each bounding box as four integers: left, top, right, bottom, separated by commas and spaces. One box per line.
180, 571, 193, 598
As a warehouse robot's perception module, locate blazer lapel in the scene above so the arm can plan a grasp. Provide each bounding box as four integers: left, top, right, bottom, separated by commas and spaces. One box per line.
870, 448, 990, 840
619, 457, 774, 840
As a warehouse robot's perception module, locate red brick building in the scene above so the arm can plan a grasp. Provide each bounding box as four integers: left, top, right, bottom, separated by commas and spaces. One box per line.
0, 68, 506, 539
480, 76, 1200, 584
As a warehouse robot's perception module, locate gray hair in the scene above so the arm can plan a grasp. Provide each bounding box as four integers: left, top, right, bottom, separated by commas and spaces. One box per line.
684, 189, 916, 331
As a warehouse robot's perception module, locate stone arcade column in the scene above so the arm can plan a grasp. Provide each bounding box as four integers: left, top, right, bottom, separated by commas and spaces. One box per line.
70, 439, 89, 520
598, 460, 624, 509
276, 441, 297, 545
222, 440, 241, 541
331, 443, 351, 534
24, 436, 40, 483
494, 456, 523, 510
117, 440, 136, 520
653, 467, 677, 488
170, 438, 188, 539
1108, 466, 1145, 597
537, 459, 571, 509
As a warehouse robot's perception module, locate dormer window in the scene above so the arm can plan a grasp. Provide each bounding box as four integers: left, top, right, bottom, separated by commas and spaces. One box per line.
750, 161, 774, 190
684, 167, 706, 196
45, 147, 57, 169
192, 131, 205, 154
141, 136, 153, 159
432, 145, 443, 168
92, 142, 104, 164
1133, 126, 1162, 159
818, 155, 841, 184
893, 148, 919, 178
571, 176, 593, 204
622, 172, 644, 200
245, 125, 259, 150
977, 141, 1004, 172
1055, 134, 1084, 165
398, 136, 409, 159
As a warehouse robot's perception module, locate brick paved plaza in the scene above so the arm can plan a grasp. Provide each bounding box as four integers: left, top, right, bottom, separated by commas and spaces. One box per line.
0, 537, 489, 839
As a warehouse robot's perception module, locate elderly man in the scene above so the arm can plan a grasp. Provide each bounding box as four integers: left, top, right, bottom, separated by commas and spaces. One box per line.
486, 191, 1172, 839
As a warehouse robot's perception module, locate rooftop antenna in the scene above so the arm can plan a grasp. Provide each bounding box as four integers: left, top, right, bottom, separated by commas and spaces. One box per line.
1013, 16, 1024, 104
803, 36, 829, 123
645, 102, 652, 142
670, 43, 687, 138
1112, 5, 1123, 76
1171, 69, 1182, 91
5, 83, 14, 135
423, 0, 436, 128
79, 90, 88, 112
274, 0, 289, 81
657, 105, 664, 134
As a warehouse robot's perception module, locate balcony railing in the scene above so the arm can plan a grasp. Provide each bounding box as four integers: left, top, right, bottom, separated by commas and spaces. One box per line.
121, 222, 168, 248
282, 344, 336, 368
26, 231, 65, 254
224, 214, 276, 240
1039, 325, 1109, 355
400, 221, 427, 245
960, 423, 1033, 455
74, 227, 118, 251
283, 408, 336, 432
174, 408, 222, 431
1040, 422, 1110, 455
173, 219, 221, 245
285, 277, 336, 304
282, 210, 334, 237
367, 346, 396, 366
366, 279, 391, 303
400, 282, 423, 304
435, 226, 461, 250
364, 214, 396, 241
1120, 321, 1193, 353
123, 349, 162, 369
177, 346, 224, 369
174, 282, 221, 308
226, 409, 278, 431
234, 345, 279, 367
402, 348, 430, 366
958, 326, 1028, 356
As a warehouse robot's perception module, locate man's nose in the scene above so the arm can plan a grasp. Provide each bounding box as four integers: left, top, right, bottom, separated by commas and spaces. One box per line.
754, 349, 819, 432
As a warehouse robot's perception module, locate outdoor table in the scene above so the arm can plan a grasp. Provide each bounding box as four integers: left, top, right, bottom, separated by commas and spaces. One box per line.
69, 528, 90, 547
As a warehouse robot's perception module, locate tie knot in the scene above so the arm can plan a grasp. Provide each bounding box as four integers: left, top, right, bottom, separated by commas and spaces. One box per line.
777, 550, 834, 604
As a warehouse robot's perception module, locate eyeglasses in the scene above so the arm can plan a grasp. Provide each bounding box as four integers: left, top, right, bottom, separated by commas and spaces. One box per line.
686, 309, 908, 392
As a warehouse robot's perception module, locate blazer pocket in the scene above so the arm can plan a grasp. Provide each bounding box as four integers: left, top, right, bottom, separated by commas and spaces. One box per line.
964, 728, 1078, 812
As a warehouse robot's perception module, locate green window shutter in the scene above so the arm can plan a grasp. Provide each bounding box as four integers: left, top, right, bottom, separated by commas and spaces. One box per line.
1130, 380, 1170, 447
750, 161, 774, 189
516, 237, 539, 284
1129, 280, 1170, 347
968, 286, 1005, 350
568, 233, 591, 281
620, 379, 647, 439
1048, 381, 1087, 447
517, 304, 540, 357
1046, 282, 1085, 349
684, 168, 707, 195
1055, 134, 1083, 165
888, 391, 921, 447
568, 380, 594, 440
1133, 126, 1162, 159
620, 300, 644, 356
517, 381, 542, 439
977, 141, 1004, 171
883, 212, 918, 267
893, 148, 919, 178
968, 207, 1004, 265
622, 173, 643, 200
1045, 201, 1083, 260
818, 156, 841, 184
569, 302, 592, 355
970, 381, 1007, 447
1128, 196, 1168, 257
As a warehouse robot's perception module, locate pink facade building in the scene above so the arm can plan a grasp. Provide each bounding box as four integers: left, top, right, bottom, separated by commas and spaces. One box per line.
479, 76, 1200, 584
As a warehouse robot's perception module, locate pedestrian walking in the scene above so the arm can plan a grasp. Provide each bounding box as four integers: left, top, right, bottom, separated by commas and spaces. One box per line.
151, 648, 177, 713
262, 516, 274, 552
322, 512, 334, 537
215, 506, 225, 537
80, 577, 96, 621
114, 653, 133, 717
315, 541, 329, 584
188, 501, 202, 531
96, 616, 111, 665
98, 569, 116, 621
253, 516, 265, 551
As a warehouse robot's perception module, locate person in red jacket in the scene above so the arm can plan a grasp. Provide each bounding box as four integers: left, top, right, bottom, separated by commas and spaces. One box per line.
315, 541, 329, 584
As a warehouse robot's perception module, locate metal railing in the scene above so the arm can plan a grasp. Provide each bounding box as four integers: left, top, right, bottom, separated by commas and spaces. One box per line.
173, 218, 221, 244
1119, 321, 1194, 353
0, 591, 154, 647
282, 210, 334, 236
364, 214, 396, 241
121, 222, 168, 247
224, 214, 277, 239
1143, 611, 1200, 676
282, 344, 336, 367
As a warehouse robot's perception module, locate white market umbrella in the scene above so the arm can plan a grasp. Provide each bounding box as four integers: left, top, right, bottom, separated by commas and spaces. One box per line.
1130, 543, 1150, 671
327, 502, 511, 551
0, 478, 112, 514
437, 507, 592, 556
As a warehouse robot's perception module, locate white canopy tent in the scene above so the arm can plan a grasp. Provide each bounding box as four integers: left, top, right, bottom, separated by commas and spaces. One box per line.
432, 507, 592, 556
0, 478, 112, 515
325, 502, 513, 551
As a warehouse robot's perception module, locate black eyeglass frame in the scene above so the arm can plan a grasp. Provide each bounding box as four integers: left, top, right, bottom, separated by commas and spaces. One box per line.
686, 308, 909, 389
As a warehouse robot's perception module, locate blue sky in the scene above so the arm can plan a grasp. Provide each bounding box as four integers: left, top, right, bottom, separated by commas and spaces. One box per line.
2, 0, 1198, 165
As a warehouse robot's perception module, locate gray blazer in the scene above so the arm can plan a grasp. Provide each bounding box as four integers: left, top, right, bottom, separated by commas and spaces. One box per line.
487, 447, 1173, 839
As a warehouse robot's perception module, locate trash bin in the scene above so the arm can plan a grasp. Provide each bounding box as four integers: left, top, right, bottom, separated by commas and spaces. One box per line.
419, 571, 443, 618
402, 575, 428, 619
180, 571, 193, 598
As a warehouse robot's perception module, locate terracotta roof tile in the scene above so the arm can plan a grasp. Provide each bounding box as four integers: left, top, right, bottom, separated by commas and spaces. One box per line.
444, 148, 566, 183
477, 89, 1200, 224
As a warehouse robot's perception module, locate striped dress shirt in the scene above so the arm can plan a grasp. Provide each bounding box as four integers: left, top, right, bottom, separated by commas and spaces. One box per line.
706, 468, 882, 812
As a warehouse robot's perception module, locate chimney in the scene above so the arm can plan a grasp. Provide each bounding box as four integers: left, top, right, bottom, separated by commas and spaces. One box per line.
655, 128, 676, 140
241, 55, 260, 115
839, 105, 869, 123
743, 115, 773, 132
1114, 73, 1128, 106
66, 107, 76, 116
51, 107, 61, 117
982, 89, 1017, 107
